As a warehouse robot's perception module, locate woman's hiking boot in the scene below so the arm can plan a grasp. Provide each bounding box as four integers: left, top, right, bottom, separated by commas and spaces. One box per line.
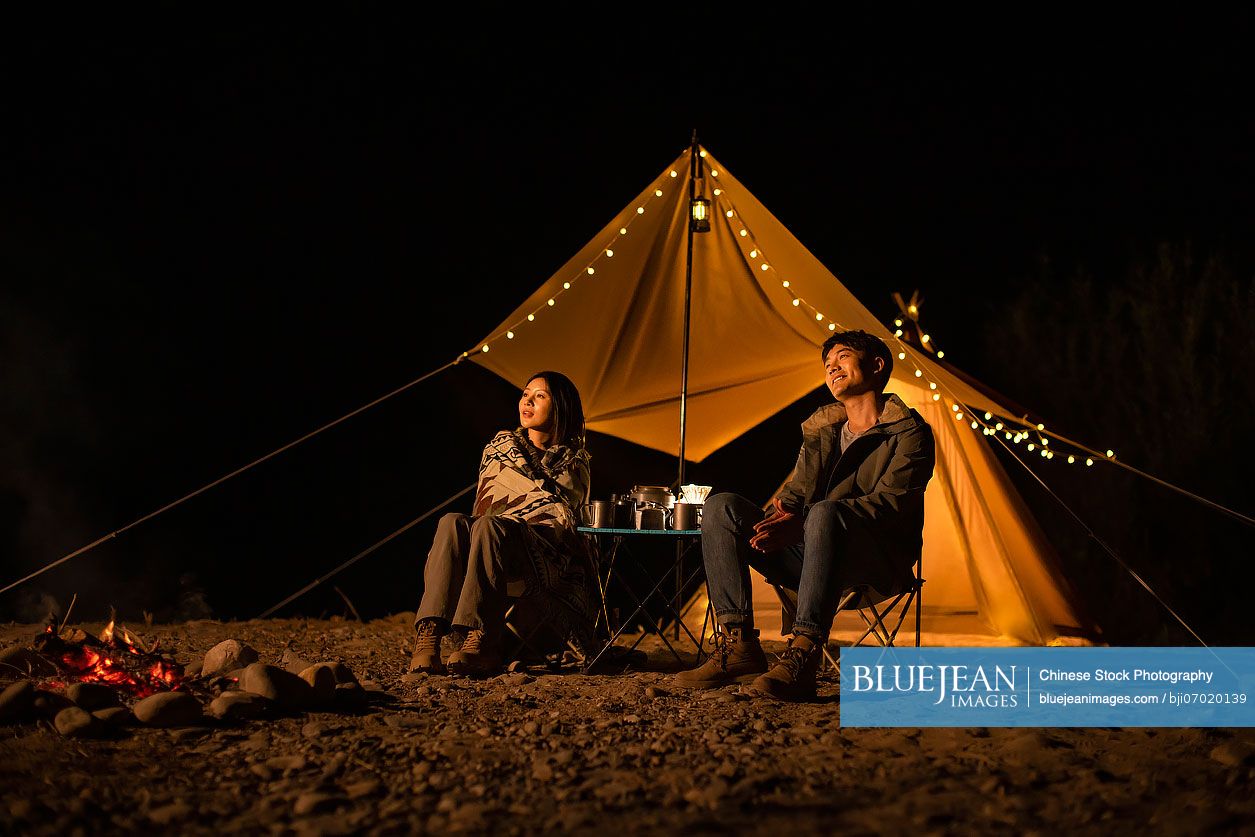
409, 618, 447, 675
674, 626, 767, 688
448, 629, 503, 678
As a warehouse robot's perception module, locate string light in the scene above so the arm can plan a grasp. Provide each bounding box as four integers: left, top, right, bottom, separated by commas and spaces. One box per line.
740, 229, 748, 237
655, 189, 663, 197
507, 331, 514, 339
527, 314, 534, 322
547, 298, 555, 306
898, 352, 906, 360
606, 249, 614, 257
563, 282, 571, 289
782, 280, 790, 288
587, 267, 595, 275
792, 299, 801, 307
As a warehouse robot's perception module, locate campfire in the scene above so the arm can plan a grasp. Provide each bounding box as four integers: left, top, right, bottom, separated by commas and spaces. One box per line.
34, 615, 185, 699
0, 607, 369, 738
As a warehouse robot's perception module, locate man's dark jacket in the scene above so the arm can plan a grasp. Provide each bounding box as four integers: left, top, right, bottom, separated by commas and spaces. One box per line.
776, 392, 936, 593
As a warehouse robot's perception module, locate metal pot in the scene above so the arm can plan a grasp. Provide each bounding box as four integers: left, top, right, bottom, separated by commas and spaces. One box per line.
629, 485, 675, 508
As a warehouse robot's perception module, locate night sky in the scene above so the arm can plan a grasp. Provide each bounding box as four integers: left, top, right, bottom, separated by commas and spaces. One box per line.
3, 13, 1253, 630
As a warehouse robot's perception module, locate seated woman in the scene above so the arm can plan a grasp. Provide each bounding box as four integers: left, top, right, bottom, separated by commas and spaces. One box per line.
409, 370, 596, 677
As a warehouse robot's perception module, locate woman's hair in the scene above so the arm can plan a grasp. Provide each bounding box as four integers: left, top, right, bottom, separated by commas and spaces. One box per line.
525, 370, 586, 450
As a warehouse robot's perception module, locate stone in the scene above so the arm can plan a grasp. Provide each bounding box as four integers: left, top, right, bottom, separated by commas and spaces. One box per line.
333, 681, 368, 711
1209, 741, 1255, 767
147, 801, 193, 826
32, 689, 73, 718
93, 706, 136, 726
133, 691, 205, 727
0, 680, 36, 722
0, 644, 57, 677
200, 640, 260, 678
277, 650, 314, 675
207, 691, 272, 721
297, 664, 339, 705
293, 792, 343, 816
344, 779, 382, 799
264, 755, 307, 772
55, 706, 109, 738
67, 682, 121, 710
238, 662, 314, 710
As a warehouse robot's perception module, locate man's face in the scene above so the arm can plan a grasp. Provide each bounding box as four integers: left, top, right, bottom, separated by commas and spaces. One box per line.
824, 343, 881, 400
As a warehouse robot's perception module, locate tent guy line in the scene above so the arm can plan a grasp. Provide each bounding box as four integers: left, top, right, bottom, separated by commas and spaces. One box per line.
255, 482, 477, 620
0, 357, 465, 599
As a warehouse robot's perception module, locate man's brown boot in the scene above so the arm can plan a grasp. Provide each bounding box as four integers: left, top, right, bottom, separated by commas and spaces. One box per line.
674, 626, 768, 689
409, 618, 447, 675
447, 629, 503, 678
749, 633, 823, 701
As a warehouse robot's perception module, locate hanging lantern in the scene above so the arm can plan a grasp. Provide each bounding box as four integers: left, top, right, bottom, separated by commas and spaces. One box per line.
690, 196, 711, 233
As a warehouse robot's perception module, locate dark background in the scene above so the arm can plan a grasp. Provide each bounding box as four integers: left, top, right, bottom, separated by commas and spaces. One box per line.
2, 12, 1252, 643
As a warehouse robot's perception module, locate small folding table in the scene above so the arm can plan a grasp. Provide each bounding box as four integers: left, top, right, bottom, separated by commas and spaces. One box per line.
577, 526, 711, 671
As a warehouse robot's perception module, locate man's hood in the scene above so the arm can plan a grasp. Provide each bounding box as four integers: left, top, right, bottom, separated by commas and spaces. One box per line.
800, 392, 922, 436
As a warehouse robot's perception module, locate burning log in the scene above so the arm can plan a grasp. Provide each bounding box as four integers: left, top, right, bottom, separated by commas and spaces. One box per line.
30, 614, 187, 700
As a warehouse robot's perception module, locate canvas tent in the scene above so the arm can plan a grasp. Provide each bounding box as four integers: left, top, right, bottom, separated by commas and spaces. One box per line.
470, 143, 1099, 647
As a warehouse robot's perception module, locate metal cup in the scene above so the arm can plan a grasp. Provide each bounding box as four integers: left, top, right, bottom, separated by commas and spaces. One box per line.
634, 507, 666, 530
585, 500, 615, 528
672, 502, 700, 530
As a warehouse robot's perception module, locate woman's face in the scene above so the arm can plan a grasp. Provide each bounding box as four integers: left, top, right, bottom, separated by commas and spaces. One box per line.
519, 377, 554, 434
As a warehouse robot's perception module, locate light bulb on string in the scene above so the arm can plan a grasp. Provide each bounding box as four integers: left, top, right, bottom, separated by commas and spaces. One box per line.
606, 249, 614, 257
1086, 458, 1094, 466
782, 280, 790, 288
655, 189, 663, 197
792, 299, 801, 307
527, 314, 535, 322
547, 299, 554, 307
507, 331, 514, 339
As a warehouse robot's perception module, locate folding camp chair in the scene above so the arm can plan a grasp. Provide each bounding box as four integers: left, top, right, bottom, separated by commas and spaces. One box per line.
771, 556, 924, 671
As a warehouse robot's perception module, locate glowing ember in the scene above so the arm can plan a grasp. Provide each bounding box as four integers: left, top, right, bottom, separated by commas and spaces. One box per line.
33, 617, 186, 699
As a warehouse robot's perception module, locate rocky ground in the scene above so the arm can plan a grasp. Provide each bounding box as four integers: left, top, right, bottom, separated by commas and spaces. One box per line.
1, 615, 1253, 836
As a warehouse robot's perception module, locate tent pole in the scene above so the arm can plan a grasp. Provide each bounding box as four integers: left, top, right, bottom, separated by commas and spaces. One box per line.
679, 130, 699, 489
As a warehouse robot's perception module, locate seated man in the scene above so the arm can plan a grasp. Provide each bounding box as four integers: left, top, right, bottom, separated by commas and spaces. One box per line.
675, 330, 936, 700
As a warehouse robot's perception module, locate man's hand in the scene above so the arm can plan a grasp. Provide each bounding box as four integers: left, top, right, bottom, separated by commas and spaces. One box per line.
750, 497, 803, 553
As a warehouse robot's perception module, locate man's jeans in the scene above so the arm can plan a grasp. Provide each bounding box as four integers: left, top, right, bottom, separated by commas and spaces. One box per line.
700, 492, 891, 638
